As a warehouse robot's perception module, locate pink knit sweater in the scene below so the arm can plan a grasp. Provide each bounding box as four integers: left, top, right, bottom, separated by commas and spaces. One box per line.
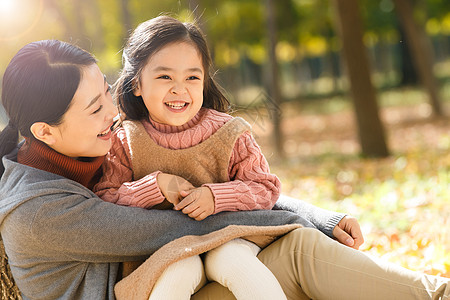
93, 108, 281, 214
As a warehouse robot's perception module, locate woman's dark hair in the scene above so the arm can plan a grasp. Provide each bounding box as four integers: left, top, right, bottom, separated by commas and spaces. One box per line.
115, 15, 230, 121
0, 39, 97, 175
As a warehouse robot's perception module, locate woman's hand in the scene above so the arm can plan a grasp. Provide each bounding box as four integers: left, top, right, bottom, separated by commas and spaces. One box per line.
332, 216, 364, 250
176, 187, 215, 221
156, 173, 195, 206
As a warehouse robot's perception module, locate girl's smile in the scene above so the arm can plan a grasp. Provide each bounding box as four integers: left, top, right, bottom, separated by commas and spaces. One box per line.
164, 100, 190, 112
134, 42, 204, 127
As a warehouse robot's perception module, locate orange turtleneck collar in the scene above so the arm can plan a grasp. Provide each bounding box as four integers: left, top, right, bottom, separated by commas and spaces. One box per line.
17, 138, 104, 190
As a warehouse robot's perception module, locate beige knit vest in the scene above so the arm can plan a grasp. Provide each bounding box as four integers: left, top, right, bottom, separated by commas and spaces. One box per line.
122, 117, 251, 187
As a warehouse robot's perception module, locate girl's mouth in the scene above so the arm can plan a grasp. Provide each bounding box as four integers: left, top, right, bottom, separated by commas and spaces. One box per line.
165, 101, 189, 112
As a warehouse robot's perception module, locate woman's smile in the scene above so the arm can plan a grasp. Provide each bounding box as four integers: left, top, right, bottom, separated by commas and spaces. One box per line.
97, 121, 115, 140
47, 64, 118, 158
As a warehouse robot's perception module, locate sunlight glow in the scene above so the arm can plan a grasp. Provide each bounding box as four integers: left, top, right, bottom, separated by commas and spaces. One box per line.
0, 0, 43, 41
0, 0, 15, 13
0, 0, 14, 12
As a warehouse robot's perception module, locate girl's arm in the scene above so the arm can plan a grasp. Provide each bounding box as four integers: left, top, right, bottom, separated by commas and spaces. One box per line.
203, 132, 281, 214
93, 129, 166, 208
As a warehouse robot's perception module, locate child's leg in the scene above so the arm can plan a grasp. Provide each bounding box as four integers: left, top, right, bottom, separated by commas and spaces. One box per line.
204, 238, 287, 300
149, 254, 206, 300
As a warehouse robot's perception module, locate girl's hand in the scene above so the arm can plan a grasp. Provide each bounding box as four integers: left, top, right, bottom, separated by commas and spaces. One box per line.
332, 216, 364, 250
175, 187, 215, 221
156, 173, 195, 206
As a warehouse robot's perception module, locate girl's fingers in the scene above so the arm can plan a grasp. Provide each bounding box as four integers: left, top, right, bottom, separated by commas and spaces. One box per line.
182, 204, 198, 215
180, 190, 190, 197
187, 207, 203, 219
194, 211, 209, 221
174, 194, 195, 210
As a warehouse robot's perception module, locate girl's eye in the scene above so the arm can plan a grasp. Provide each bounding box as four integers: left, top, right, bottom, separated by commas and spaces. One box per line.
188, 76, 200, 80
157, 75, 171, 80
92, 105, 103, 114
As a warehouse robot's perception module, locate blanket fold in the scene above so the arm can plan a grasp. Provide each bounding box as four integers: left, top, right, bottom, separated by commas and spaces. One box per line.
114, 224, 301, 299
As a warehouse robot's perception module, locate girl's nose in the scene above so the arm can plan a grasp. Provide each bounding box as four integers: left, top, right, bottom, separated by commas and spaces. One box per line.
170, 82, 186, 95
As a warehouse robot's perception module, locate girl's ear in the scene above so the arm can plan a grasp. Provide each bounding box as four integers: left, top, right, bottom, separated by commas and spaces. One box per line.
133, 80, 141, 97
30, 122, 57, 145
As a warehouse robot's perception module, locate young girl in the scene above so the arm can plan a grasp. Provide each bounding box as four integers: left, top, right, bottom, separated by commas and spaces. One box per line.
94, 16, 289, 299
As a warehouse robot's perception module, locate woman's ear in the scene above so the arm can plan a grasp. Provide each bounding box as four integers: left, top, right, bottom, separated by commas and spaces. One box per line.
30, 122, 57, 145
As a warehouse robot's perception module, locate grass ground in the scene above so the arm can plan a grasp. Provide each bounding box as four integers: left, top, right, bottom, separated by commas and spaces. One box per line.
236, 86, 450, 278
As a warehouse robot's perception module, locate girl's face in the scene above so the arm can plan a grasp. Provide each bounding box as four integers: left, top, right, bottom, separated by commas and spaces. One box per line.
45, 64, 118, 158
134, 42, 204, 126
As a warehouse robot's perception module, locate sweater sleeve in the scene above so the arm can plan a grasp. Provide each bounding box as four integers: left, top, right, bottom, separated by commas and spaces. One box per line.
93, 128, 165, 208
273, 195, 346, 238
20, 194, 311, 263
204, 132, 281, 214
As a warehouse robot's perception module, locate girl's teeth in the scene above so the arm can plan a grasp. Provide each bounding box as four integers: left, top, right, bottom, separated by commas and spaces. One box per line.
166, 103, 186, 109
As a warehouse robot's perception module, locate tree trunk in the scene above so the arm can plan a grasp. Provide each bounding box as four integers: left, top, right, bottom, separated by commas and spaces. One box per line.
393, 0, 443, 116
332, 0, 389, 157
44, 0, 74, 42
398, 25, 419, 86
120, 0, 133, 42
91, 0, 106, 52
265, 0, 284, 159
73, 0, 90, 51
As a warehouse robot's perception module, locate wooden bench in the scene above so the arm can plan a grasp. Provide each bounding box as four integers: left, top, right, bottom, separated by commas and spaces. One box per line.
0, 236, 22, 300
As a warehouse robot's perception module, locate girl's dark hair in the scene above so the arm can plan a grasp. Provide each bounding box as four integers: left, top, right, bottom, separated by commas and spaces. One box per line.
0, 39, 96, 175
115, 15, 230, 121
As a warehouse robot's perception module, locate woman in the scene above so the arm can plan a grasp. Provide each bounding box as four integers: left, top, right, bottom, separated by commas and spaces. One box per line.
0, 40, 448, 300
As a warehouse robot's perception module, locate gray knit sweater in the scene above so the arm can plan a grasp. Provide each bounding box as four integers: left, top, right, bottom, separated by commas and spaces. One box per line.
0, 149, 344, 300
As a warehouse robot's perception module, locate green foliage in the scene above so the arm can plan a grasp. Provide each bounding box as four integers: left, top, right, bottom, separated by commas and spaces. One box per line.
206, 1, 265, 47
361, 0, 398, 34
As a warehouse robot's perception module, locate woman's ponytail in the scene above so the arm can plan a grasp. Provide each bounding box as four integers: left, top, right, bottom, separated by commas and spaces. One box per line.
0, 121, 19, 176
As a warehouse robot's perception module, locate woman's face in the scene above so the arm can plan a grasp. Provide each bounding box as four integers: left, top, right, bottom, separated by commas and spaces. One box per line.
134, 42, 204, 126
47, 64, 118, 158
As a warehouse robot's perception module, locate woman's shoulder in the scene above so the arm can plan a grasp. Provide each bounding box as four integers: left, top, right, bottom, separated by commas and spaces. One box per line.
2, 151, 61, 185
0, 155, 93, 219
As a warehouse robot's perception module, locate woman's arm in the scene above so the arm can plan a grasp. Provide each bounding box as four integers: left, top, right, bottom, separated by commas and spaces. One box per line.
273, 195, 345, 238
274, 196, 364, 248
6, 183, 310, 263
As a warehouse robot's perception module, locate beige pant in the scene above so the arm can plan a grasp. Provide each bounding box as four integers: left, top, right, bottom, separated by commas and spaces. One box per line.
192, 228, 450, 300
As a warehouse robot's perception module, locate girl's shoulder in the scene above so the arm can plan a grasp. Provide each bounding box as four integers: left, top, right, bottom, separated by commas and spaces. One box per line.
204, 108, 233, 123
112, 125, 130, 140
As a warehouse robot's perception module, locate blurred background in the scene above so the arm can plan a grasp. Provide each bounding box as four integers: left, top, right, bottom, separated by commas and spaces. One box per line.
0, 0, 449, 276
